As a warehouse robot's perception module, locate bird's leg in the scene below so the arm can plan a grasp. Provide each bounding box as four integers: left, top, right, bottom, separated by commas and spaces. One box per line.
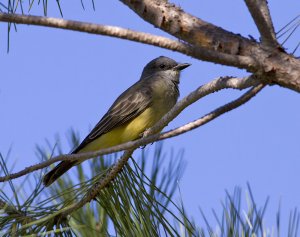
139, 129, 154, 149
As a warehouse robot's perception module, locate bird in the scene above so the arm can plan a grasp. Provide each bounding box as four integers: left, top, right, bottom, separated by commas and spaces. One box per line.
43, 56, 190, 186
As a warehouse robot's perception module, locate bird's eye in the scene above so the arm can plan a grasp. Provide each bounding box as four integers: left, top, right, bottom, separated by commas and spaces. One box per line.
159, 64, 166, 69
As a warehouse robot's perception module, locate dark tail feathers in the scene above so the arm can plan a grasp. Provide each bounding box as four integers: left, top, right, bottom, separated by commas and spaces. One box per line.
43, 160, 77, 187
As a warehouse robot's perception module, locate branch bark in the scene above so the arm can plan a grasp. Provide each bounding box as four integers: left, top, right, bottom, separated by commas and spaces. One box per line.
120, 0, 256, 56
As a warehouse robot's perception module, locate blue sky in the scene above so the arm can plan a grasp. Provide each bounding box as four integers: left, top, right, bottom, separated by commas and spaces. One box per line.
1, 0, 299, 233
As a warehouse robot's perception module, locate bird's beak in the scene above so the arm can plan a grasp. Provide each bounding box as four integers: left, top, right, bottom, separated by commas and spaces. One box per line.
174, 63, 191, 71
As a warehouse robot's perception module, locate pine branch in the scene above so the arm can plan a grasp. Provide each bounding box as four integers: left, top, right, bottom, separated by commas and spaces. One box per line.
1, 142, 195, 236
28, 82, 265, 222
1, 144, 299, 236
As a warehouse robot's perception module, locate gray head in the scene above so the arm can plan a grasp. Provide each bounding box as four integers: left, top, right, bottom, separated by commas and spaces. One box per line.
140, 56, 190, 81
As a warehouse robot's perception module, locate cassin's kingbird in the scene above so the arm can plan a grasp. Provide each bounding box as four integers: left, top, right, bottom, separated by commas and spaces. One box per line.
43, 56, 190, 186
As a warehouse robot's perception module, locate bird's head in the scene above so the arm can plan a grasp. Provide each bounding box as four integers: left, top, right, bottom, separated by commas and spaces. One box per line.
140, 56, 190, 81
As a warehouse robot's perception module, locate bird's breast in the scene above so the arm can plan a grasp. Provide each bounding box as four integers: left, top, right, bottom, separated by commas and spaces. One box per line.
78, 78, 179, 153
151, 79, 179, 111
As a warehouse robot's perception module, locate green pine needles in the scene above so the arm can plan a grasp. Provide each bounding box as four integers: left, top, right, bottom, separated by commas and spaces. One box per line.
0, 132, 299, 236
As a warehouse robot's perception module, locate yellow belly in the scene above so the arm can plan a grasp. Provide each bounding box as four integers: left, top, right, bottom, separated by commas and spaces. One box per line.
78, 107, 160, 153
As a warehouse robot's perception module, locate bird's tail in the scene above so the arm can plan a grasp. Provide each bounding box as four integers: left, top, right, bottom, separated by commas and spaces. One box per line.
43, 160, 78, 187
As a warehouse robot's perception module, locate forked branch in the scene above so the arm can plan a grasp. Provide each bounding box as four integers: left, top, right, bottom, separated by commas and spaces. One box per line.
47, 83, 265, 219
0, 75, 260, 182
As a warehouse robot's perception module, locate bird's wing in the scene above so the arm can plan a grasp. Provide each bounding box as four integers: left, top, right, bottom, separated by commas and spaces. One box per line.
72, 81, 152, 153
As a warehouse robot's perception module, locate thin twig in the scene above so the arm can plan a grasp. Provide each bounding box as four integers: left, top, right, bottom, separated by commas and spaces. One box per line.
0, 13, 257, 70
0, 76, 260, 182
244, 0, 278, 47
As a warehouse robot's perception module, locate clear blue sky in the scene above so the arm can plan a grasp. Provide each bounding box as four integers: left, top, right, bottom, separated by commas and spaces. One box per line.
1, 0, 299, 233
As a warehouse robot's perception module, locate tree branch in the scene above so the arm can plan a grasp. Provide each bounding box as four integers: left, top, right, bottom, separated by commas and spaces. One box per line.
120, 0, 300, 93
0, 13, 183, 51
1, 12, 300, 92
244, 0, 278, 47
0, 13, 256, 70
0, 76, 260, 182
120, 0, 257, 56
43, 82, 265, 219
